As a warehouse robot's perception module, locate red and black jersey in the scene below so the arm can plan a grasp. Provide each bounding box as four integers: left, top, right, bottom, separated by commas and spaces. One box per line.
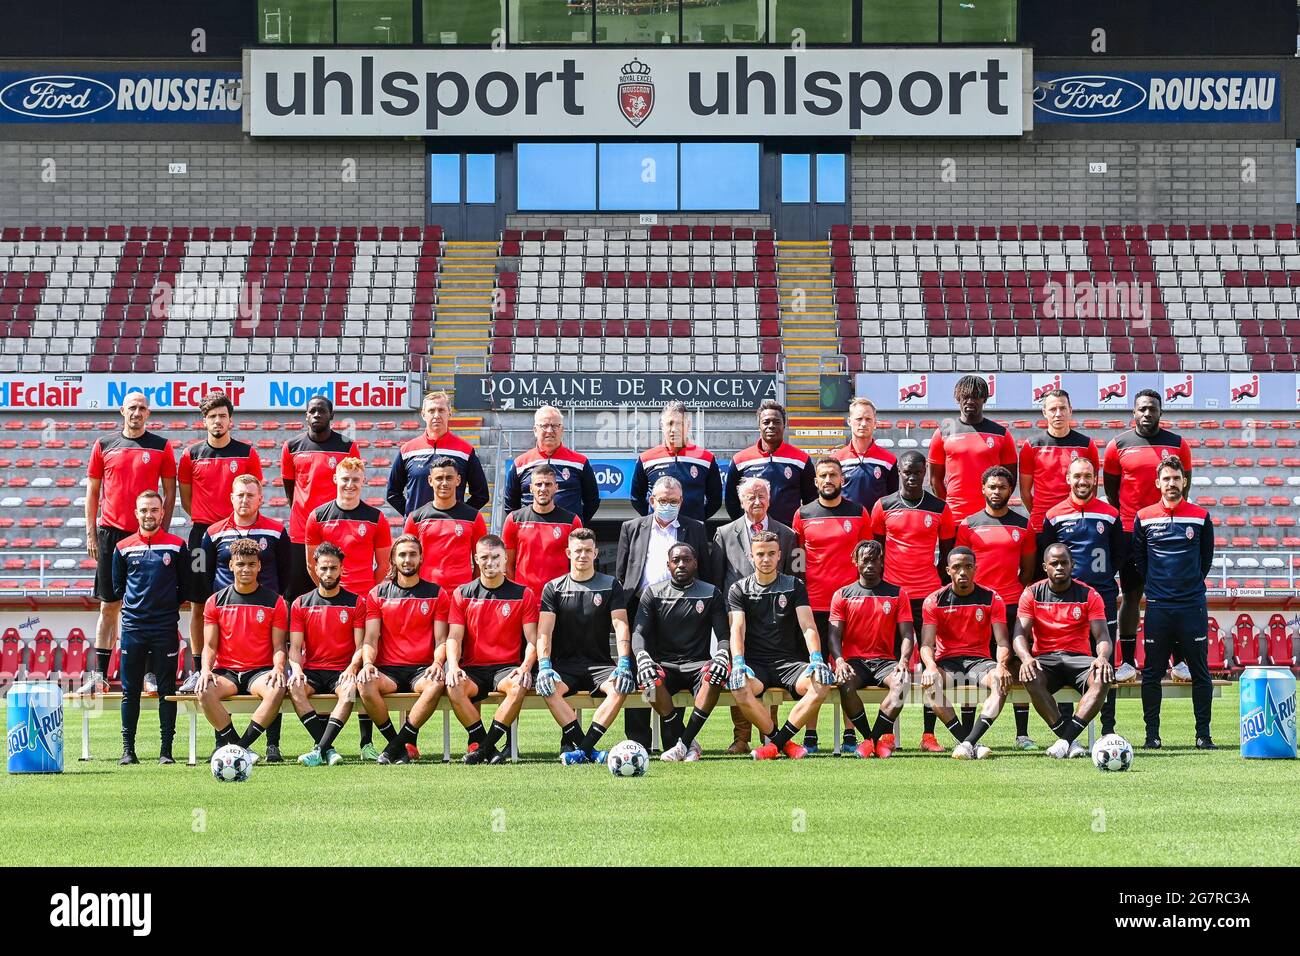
280, 432, 361, 542
366, 579, 447, 667
403, 501, 487, 589
955, 509, 1034, 608
501, 504, 582, 597
928, 418, 1018, 521
87, 431, 177, 532
870, 491, 956, 597
1017, 579, 1106, 656
829, 580, 912, 661
1018, 430, 1100, 531
722, 440, 816, 527
291, 588, 362, 670
792, 499, 873, 611
305, 501, 393, 596
449, 578, 540, 668
1102, 428, 1192, 531
178, 439, 264, 525
922, 584, 1005, 660
832, 441, 899, 515
204, 584, 288, 671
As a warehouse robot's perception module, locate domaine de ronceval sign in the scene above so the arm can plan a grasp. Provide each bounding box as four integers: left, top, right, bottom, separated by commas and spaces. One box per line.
245, 48, 1028, 137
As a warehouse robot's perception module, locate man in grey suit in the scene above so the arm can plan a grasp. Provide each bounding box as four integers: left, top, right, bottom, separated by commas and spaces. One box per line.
616, 476, 711, 749
711, 476, 797, 754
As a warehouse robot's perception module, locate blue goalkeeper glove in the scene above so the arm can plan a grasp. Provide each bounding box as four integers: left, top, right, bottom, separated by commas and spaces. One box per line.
727, 654, 755, 692
612, 656, 636, 695
535, 658, 559, 697
805, 651, 833, 686
704, 648, 731, 687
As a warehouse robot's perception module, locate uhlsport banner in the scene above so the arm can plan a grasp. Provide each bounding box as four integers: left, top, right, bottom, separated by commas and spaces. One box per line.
0, 374, 419, 411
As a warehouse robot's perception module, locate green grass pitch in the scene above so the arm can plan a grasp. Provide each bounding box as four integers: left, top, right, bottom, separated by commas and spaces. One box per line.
2, 685, 1293, 866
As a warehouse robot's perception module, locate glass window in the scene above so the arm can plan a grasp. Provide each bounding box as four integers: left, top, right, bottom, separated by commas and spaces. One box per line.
511, 0, 590, 43
680, 143, 759, 210
684, 0, 765, 43
815, 153, 845, 203
259, 0, 334, 43
781, 154, 810, 204
517, 143, 597, 210
941, 0, 1015, 42
429, 154, 460, 204
337, 0, 413, 43
424, 0, 502, 43
597, 0, 679, 44
599, 143, 678, 210
861, 0, 937, 42
466, 154, 496, 204
773, 0, 851, 44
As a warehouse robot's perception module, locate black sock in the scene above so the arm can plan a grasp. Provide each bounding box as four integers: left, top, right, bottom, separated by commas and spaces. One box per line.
375, 719, 397, 744
802, 729, 819, 746
966, 716, 995, 745
580, 721, 608, 755
872, 709, 896, 741
660, 710, 683, 748
960, 705, 977, 738
265, 713, 282, 746
216, 723, 240, 747
298, 711, 324, 744
923, 706, 937, 734
317, 717, 344, 752
96, 648, 111, 676
1052, 716, 1087, 744
239, 720, 266, 750
466, 720, 487, 748
679, 709, 710, 748
943, 716, 965, 741
1058, 701, 1074, 722
771, 720, 799, 749
560, 720, 585, 752
846, 708, 873, 739
841, 727, 858, 744
1120, 635, 1136, 670
485, 719, 510, 751
358, 714, 374, 746
1013, 704, 1030, 737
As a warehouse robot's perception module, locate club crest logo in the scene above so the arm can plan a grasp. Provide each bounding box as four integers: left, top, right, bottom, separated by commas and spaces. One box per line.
258, 539, 267, 550
229, 460, 238, 473
501, 603, 512, 617
162, 552, 171, 565
593, 593, 603, 607
873, 466, 882, 479
552, 526, 562, 539
357, 524, 367, 537
339, 610, 349, 624
975, 607, 984, 622
924, 514, 933, 528
883, 600, 892, 614
843, 520, 852, 533
328, 458, 336, 469
784, 466, 792, 479
1097, 521, 1105, 534
420, 601, 431, 615
562, 468, 571, 481
1185, 526, 1194, 540
695, 600, 704, 614
1069, 449, 1079, 460
986, 436, 995, 448
256, 609, 266, 623
690, 465, 698, 478
454, 524, 463, 536
1072, 605, 1082, 620
142, 452, 151, 464
1012, 529, 1021, 542
618, 59, 654, 128
778, 594, 788, 609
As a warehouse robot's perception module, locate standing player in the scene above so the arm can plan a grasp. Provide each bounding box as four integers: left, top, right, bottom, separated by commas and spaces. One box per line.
1103, 390, 1194, 682
111, 491, 190, 765
444, 535, 540, 764
1012, 544, 1113, 758
502, 464, 582, 599
828, 540, 914, 759
1018, 389, 1099, 533
402, 456, 487, 589
502, 404, 601, 522
281, 395, 360, 600
80, 390, 177, 695
386, 390, 489, 516
955, 465, 1037, 748
1039, 457, 1124, 734
195, 538, 289, 757
928, 375, 1018, 522
792, 456, 872, 753
177, 390, 262, 690
287, 543, 362, 767
728, 532, 835, 761
631, 543, 730, 762
723, 399, 816, 526
1132, 457, 1216, 750
870, 449, 956, 751
535, 528, 636, 765
629, 401, 723, 522
356, 535, 449, 764
918, 547, 1012, 760
832, 397, 898, 515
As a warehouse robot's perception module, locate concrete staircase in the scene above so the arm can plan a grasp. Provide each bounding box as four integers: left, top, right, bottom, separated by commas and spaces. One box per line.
777, 240, 841, 414
425, 241, 496, 396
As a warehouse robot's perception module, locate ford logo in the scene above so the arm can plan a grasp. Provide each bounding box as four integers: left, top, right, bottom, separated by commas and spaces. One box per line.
0, 75, 116, 119
1033, 75, 1146, 118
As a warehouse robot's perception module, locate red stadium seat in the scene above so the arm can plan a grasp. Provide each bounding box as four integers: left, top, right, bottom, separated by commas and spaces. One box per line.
58, 628, 88, 683
0, 628, 22, 685
1265, 614, 1295, 669
1206, 618, 1227, 673
1232, 613, 1262, 670
23, 629, 55, 680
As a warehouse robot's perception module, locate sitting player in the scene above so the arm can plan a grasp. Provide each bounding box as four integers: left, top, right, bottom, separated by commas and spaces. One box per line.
287, 543, 362, 766
195, 538, 289, 759
356, 534, 449, 764
444, 535, 540, 764
1013, 544, 1114, 758
918, 547, 1012, 760
631, 542, 730, 762
535, 528, 636, 765
828, 540, 914, 759
728, 531, 835, 761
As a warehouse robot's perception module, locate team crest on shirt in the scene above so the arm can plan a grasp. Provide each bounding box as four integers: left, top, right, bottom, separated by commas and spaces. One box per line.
256, 609, 266, 623
975, 608, 984, 622
1012, 530, 1021, 542
985, 437, 995, 449
552, 527, 562, 539
328, 458, 337, 470
454, 524, 463, 536
883, 600, 892, 614
1069, 449, 1079, 460
1185, 526, 1194, 540
1072, 606, 1082, 620
924, 514, 933, 528
258, 539, 267, 550
873, 467, 882, 479
501, 603, 512, 617
778, 594, 788, 609
695, 600, 704, 614
162, 552, 171, 565
562, 468, 571, 480
339, 610, 349, 624
1096, 521, 1105, 534
229, 460, 238, 473
784, 467, 793, 479
843, 520, 852, 533
690, 465, 699, 478
420, 601, 431, 615
142, 452, 151, 463
593, 593, 603, 607
357, 524, 367, 537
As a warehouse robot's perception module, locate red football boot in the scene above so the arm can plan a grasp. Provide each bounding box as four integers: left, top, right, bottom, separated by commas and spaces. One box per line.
920, 732, 947, 753
781, 740, 808, 760
751, 742, 779, 760
854, 738, 876, 759
875, 734, 896, 759
406, 743, 421, 761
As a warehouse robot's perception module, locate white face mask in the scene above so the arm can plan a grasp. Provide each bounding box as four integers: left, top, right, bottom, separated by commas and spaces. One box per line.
654, 503, 680, 524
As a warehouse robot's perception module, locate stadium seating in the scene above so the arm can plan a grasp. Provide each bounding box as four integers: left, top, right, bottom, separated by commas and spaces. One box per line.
0, 628, 21, 685
23, 629, 55, 680
1206, 618, 1228, 675
58, 628, 87, 683
1264, 613, 1296, 670
1231, 613, 1263, 670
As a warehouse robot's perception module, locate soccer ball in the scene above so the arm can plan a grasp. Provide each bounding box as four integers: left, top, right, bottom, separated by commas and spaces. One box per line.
210, 744, 252, 783
1091, 734, 1133, 772
606, 740, 649, 778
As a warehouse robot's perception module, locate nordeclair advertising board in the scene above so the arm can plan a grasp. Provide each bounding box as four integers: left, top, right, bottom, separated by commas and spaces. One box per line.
0, 374, 418, 411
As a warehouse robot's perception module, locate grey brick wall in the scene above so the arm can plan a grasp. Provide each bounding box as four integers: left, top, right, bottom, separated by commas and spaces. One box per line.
851, 139, 1297, 225
0, 139, 426, 225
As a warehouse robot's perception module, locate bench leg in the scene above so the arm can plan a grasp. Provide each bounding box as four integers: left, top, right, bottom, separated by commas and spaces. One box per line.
442, 709, 451, 763
1088, 717, 1096, 750
651, 709, 661, 753
80, 710, 90, 761
509, 722, 518, 763
832, 701, 841, 755
188, 712, 197, 767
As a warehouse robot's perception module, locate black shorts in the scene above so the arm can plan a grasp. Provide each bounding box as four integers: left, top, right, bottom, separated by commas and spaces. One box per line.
555, 661, 616, 696
1118, 530, 1143, 593
461, 664, 519, 702
93, 525, 133, 601
749, 658, 809, 698
1035, 651, 1097, 696
938, 656, 997, 684
378, 664, 430, 694
845, 657, 898, 688
304, 669, 347, 694
182, 523, 212, 603
659, 660, 707, 697
288, 541, 313, 601
213, 667, 274, 694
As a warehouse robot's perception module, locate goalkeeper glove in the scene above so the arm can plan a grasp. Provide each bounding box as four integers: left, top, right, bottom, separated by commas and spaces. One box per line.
612, 655, 636, 695
704, 647, 731, 687
805, 651, 833, 686
635, 651, 660, 689
535, 658, 559, 697
727, 654, 755, 692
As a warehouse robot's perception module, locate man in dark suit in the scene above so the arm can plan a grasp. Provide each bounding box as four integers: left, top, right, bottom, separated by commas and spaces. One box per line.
616, 476, 711, 749
711, 476, 796, 754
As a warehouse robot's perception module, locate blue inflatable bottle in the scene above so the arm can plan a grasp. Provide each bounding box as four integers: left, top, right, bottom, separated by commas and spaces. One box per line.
6, 681, 64, 773
1240, 666, 1297, 759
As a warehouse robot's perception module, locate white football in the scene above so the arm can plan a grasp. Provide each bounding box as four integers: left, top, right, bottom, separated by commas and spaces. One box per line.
1091, 733, 1133, 772
606, 740, 649, 778
211, 744, 253, 783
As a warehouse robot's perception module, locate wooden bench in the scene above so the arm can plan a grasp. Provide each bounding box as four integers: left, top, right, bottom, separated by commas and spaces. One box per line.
65, 680, 1228, 765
